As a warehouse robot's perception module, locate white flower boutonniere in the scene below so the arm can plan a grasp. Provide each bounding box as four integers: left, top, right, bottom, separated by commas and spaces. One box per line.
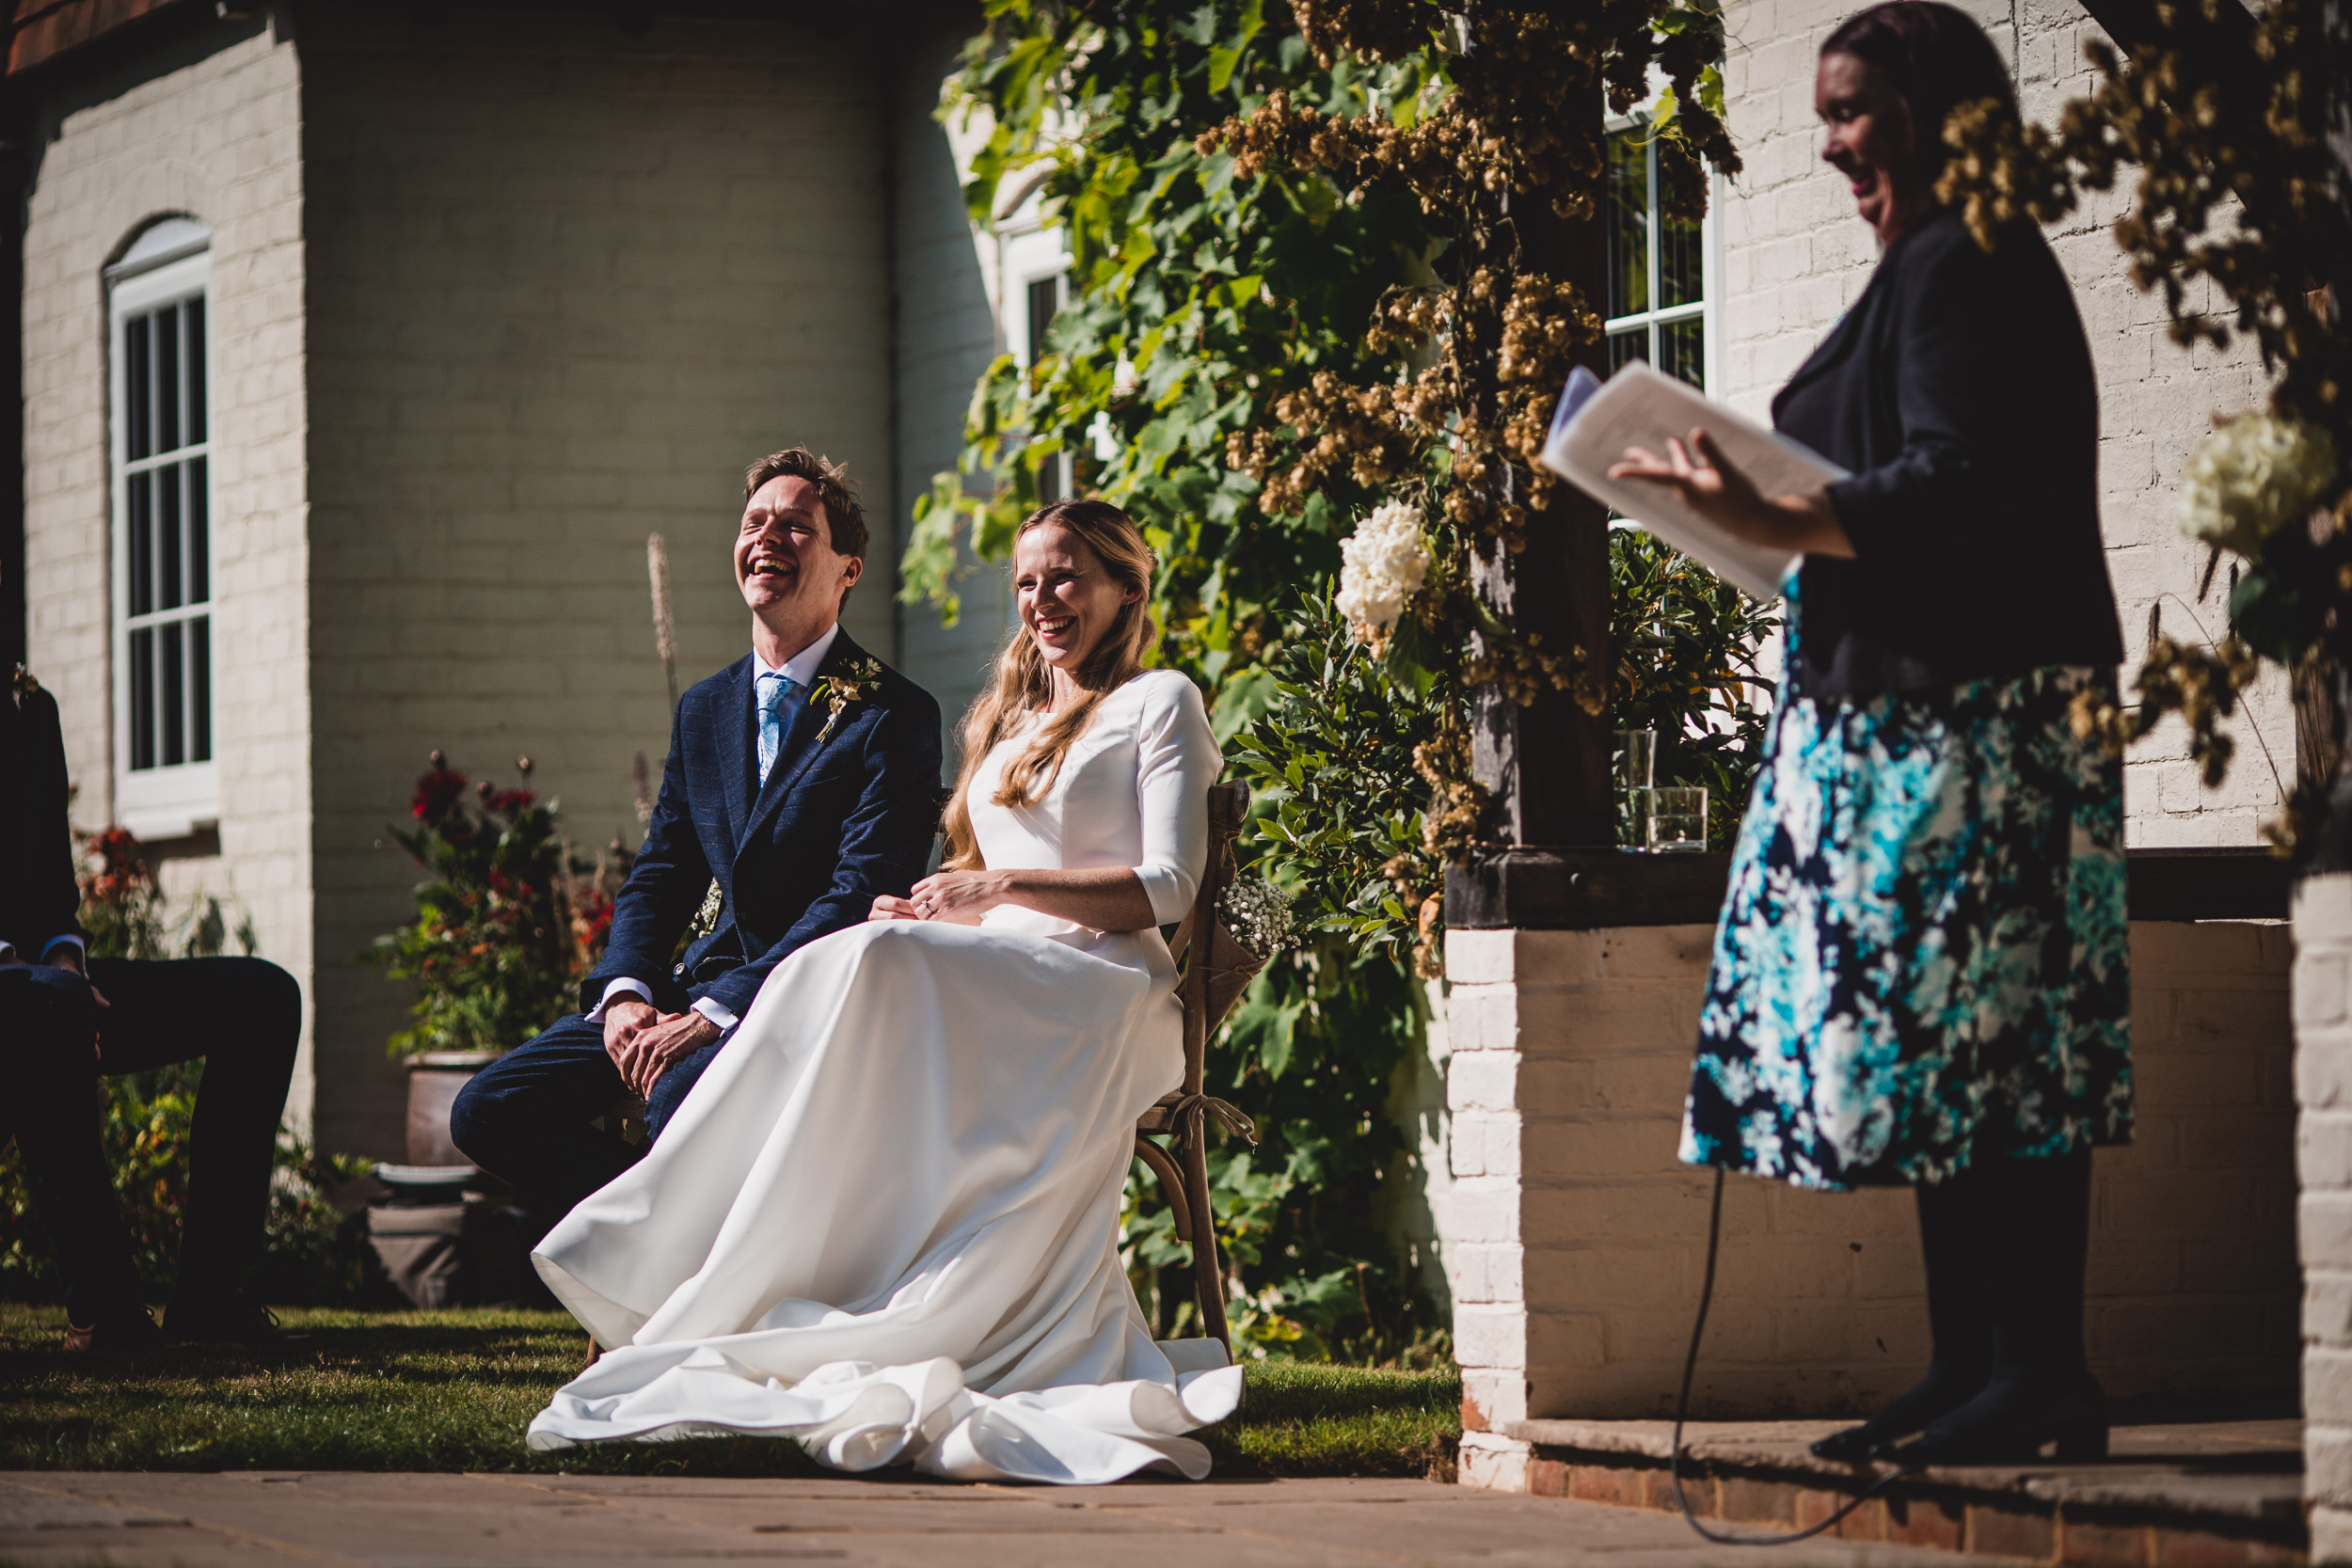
810, 657, 885, 745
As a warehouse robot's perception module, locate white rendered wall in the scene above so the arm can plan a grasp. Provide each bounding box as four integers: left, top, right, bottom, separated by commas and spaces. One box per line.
20, 17, 316, 1125
891, 7, 1013, 761
298, 9, 897, 1155
1714, 0, 2292, 847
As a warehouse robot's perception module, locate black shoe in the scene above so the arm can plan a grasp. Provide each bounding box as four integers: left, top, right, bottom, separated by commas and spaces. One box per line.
1888, 1372, 2106, 1466
1808, 1361, 1990, 1463
63, 1307, 161, 1355
165, 1290, 280, 1345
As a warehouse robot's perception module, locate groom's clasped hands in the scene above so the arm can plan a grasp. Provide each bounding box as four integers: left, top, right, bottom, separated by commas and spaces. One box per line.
602, 998, 720, 1100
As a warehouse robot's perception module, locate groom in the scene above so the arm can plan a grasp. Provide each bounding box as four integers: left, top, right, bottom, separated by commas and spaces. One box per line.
452, 448, 943, 1234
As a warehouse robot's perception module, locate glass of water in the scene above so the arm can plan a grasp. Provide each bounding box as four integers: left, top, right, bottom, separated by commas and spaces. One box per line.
1614, 729, 1657, 847
1640, 785, 1709, 852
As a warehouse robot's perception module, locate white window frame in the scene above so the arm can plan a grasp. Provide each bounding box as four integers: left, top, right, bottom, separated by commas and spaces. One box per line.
108, 227, 217, 840
1601, 114, 1723, 396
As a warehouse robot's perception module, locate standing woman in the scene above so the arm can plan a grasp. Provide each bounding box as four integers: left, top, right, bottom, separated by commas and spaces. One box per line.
1611, 1, 2129, 1464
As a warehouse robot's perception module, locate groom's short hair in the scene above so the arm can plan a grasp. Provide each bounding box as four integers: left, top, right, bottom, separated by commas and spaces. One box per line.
743, 448, 868, 561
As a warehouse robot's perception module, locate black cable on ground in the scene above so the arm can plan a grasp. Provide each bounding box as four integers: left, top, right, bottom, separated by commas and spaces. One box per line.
1669, 1166, 1922, 1545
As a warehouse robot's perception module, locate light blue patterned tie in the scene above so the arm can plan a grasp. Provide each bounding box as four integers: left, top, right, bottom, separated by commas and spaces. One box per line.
756, 671, 797, 783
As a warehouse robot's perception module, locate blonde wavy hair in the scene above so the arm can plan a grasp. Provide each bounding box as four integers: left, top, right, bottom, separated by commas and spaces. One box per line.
941, 500, 1158, 871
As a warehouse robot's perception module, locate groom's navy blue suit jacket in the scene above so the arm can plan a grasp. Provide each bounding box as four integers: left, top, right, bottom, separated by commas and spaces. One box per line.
586, 629, 943, 1023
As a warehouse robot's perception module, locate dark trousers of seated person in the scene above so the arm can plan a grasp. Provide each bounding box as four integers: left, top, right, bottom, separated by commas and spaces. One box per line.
450, 1011, 726, 1241
0, 957, 300, 1324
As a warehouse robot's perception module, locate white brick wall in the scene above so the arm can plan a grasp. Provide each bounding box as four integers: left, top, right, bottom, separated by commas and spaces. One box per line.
21, 17, 316, 1125
298, 9, 898, 1154
1442, 918, 2295, 1453
2295, 876, 2352, 1563
1717, 0, 2293, 847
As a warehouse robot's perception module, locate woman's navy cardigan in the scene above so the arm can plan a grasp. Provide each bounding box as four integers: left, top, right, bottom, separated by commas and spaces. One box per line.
1771, 205, 2125, 700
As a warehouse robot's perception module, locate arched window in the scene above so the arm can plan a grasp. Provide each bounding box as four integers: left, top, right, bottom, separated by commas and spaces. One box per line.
108, 216, 215, 838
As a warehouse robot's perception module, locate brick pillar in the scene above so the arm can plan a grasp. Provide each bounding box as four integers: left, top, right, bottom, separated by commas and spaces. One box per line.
2299, 874, 2352, 1561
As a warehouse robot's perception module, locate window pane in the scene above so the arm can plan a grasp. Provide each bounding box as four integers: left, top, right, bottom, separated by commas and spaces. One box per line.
187, 457, 209, 604
125, 316, 151, 461
190, 615, 212, 763
130, 626, 155, 771
1026, 275, 1060, 367
1661, 316, 1706, 390
155, 307, 182, 456
161, 620, 184, 767
160, 459, 183, 611
1606, 133, 1650, 321
128, 470, 153, 617
1608, 328, 1649, 374
183, 298, 207, 446
1660, 155, 1705, 309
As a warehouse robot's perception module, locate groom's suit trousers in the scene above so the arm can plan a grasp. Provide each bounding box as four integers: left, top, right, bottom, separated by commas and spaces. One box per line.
2, 955, 300, 1321
448, 1009, 724, 1241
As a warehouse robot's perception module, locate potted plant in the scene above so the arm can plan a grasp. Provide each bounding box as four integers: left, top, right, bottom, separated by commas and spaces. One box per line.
372, 752, 628, 1166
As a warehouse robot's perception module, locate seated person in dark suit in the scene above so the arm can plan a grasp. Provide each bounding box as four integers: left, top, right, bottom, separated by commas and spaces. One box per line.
452, 448, 943, 1238
2, 665, 300, 1351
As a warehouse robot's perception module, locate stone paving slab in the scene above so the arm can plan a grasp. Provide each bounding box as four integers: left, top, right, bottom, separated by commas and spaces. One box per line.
0, 1470, 2008, 1567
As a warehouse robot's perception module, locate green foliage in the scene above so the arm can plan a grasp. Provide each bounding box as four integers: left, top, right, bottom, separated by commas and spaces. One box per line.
370, 754, 628, 1058
1611, 530, 1780, 848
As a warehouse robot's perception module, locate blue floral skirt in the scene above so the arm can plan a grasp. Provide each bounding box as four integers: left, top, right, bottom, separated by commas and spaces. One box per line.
1677, 640, 2132, 1192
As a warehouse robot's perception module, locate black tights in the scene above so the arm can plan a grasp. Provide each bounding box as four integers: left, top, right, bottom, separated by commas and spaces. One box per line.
1843, 1149, 2094, 1450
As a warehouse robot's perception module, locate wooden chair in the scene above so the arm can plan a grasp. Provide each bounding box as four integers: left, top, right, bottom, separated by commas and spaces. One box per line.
1133, 780, 1263, 1354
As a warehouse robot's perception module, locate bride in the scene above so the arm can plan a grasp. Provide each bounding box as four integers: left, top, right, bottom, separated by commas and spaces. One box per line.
525, 499, 1240, 1483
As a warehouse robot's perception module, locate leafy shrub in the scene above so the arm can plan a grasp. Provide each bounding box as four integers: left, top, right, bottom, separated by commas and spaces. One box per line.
370, 752, 629, 1058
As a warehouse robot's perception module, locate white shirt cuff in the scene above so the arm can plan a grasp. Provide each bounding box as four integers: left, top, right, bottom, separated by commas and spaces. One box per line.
691, 997, 739, 1031
0, 941, 14, 964
40, 936, 86, 966
585, 976, 652, 1024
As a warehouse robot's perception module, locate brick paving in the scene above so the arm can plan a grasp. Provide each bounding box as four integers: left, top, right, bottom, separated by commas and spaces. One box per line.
0, 1470, 1994, 1567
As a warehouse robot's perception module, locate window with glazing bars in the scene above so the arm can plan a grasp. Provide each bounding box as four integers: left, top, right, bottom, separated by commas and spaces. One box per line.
120, 293, 211, 772
1605, 126, 1708, 390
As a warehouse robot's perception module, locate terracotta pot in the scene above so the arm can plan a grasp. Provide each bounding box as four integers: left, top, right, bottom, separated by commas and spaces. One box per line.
405, 1051, 499, 1166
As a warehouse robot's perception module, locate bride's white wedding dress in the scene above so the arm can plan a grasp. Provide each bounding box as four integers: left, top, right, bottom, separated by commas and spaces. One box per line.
525, 670, 1241, 1483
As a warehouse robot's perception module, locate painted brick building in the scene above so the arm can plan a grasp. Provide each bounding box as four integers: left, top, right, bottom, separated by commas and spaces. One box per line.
4, 0, 1008, 1157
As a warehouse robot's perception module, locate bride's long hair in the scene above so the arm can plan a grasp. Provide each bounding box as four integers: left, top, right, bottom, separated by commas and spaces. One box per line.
941, 499, 1158, 871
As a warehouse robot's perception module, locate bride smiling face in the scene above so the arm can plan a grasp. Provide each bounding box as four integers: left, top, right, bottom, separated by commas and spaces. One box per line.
1014, 523, 1145, 687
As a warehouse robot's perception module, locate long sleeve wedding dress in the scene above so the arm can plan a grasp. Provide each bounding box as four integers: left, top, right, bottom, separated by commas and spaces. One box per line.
525, 670, 1241, 1483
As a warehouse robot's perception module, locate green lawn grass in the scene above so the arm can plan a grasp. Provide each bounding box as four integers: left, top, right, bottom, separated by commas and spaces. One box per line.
0, 1306, 1459, 1480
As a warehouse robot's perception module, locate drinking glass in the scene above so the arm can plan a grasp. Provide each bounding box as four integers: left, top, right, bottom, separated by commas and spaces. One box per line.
1613, 729, 1657, 847
1640, 785, 1708, 852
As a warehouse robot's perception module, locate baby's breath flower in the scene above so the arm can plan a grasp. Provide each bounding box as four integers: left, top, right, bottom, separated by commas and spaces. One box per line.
1334, 499, 1431, 643
1217, 874, 1295, 958
2182, 413, 2339, 558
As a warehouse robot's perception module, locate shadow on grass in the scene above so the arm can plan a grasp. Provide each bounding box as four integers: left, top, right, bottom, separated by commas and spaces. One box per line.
0, 1306, 1460, 1481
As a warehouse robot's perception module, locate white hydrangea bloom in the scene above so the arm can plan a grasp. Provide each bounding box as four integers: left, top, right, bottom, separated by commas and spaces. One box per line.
1335, 499, 1431, 641
2182, 413, 2339, 558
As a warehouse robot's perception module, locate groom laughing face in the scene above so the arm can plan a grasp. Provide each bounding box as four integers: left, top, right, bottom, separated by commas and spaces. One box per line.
736, 474, 863, 653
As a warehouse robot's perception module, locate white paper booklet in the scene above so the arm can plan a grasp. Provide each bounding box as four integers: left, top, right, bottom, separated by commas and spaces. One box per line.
1537, 361, 1845, 602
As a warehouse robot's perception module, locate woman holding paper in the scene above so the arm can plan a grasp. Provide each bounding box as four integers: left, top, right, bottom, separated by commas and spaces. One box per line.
1610, 0, 2128, 1466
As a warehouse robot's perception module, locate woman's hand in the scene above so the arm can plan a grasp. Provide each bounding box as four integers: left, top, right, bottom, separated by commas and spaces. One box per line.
1609, 427, 1854, 557
868, 895, 924, 922
905, 870, 1003, 926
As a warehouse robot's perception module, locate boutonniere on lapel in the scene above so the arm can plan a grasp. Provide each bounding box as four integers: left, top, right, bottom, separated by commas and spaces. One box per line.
809, 657, 884, 746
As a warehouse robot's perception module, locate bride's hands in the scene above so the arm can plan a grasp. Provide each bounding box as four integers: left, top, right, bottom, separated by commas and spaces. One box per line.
867, 871, 1003, 925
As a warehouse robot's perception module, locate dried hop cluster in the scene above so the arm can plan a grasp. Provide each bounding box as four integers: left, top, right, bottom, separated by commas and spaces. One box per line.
1334, 500, 1431, 642
2181, 413, 2340, 558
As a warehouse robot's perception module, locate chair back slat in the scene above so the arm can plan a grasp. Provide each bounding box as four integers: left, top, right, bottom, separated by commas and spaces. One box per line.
1175, 781, 1251, 1096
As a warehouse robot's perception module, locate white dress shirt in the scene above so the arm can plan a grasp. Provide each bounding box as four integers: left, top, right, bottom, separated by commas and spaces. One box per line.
590, 623, 840, 1037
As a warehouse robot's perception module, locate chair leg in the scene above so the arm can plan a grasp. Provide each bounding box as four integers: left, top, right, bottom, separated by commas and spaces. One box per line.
1181, 1129, 1231, 1356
